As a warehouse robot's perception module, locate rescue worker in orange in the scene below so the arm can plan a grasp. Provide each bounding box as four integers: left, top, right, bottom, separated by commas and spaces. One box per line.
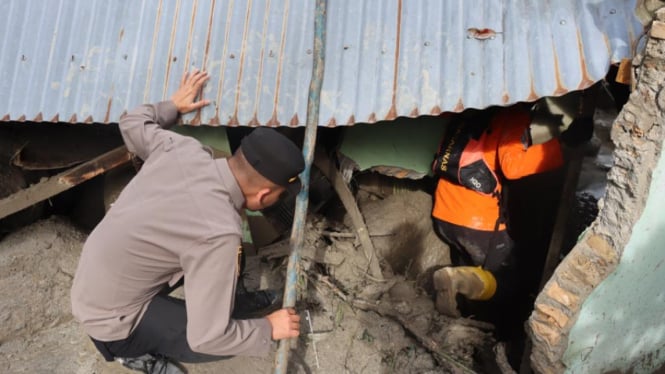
431, 102, 589, 325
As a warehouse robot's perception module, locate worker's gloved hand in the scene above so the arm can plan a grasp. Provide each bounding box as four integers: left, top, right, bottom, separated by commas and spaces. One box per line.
560, 117, 594, 147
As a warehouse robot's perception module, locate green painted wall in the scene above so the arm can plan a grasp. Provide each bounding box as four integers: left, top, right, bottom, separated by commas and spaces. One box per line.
174, 125, 231, 155
339, 116, 446, 177
563, 144, 665, 373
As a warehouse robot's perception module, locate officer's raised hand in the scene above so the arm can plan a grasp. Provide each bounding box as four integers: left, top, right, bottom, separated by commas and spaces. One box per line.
171, 69, 211, 114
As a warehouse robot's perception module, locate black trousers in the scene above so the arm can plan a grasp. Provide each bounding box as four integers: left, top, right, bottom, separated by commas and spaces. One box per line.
433, 218, 519, 340
433, 218, 514, 272
91, 293, 229, 363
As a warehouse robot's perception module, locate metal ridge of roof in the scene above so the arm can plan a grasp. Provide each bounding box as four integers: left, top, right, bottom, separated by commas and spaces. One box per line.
0, 0, 642, 126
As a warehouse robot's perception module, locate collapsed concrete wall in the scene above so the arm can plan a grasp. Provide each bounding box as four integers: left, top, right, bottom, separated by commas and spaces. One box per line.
528, 10, 665, 374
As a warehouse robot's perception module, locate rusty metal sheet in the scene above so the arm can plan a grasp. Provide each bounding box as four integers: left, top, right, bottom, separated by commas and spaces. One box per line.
0, 0, 642, 126
0, 146, 131, 220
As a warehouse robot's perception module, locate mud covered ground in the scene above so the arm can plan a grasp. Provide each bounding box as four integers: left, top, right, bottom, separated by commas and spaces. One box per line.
0, 189, 508, 374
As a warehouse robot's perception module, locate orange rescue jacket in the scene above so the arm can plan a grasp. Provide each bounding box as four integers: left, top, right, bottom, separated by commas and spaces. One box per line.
432, 107, 564, 231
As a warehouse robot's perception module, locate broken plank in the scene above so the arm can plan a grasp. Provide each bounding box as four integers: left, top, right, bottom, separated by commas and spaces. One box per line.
0, 146, 131, 220
314, 148, 383, 280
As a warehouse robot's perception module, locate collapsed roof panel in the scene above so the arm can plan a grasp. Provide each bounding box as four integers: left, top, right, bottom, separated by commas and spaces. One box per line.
0, 0, 642, 126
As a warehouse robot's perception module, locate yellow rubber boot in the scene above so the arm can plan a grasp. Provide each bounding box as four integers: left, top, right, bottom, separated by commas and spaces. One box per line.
433, 266, 497, 317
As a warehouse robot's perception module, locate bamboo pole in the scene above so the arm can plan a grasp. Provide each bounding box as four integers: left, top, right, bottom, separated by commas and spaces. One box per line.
273, 1, 327, 372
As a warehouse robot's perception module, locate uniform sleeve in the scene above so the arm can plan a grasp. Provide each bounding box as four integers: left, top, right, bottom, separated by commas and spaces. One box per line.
118, 101, 179, 160
496, 109, 564, 180
181, 234, 273, 357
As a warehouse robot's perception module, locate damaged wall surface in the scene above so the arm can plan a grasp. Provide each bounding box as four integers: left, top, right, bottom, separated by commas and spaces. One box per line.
528, 11, 665, 374
0, 0, 641, 126
564, 138, 665, 373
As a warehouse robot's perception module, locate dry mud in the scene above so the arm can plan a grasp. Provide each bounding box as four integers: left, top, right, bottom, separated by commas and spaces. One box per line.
0, 189, 498, 373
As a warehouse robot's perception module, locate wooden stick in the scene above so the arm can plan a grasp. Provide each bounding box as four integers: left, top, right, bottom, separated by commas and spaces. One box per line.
321, 230, 394, 238
538, 147, 585, 290
313, 149, 383, 280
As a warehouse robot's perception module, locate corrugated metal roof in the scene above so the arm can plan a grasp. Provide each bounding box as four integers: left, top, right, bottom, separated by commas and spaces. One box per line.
0, 0, 642, 126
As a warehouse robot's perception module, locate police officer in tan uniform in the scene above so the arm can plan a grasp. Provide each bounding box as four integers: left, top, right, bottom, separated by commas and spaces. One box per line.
71, 70, 303, 373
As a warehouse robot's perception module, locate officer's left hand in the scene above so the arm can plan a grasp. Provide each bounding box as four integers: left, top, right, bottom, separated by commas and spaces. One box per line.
171, 69, 210, 114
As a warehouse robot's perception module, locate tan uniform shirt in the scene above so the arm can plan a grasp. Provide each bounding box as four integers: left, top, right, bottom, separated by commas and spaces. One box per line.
71, 101, 272, 356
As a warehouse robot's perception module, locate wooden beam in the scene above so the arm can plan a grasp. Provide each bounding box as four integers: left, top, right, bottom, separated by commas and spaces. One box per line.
314, 148, 384, 280
519, 147, 585, 374
538, 148, 585, 290
0, 146, 131, 220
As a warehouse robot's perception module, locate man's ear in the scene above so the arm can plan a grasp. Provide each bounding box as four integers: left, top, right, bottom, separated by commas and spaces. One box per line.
256, 187, 272, 207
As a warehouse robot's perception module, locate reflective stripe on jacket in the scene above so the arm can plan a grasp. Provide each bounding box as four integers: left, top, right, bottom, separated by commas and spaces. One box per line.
432, 106, 564, 231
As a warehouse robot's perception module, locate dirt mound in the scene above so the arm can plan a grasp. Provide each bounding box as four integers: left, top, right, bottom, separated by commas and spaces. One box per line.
356, 189, 450, 288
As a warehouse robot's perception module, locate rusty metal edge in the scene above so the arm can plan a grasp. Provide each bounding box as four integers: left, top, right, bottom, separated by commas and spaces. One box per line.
0, 146, 131, 220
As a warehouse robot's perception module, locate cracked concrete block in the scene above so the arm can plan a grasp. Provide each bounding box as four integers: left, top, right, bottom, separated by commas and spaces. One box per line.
534, 302, 571, 330
651, 21, 665, 40
543, 280, 581, 310
555, 267, 593, 296
585, 234, 619, 264
567, 251, 607, 286
531, 319, 563, 351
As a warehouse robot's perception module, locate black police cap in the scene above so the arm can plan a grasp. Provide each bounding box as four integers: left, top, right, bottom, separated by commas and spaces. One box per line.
240, 128, 305, 187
